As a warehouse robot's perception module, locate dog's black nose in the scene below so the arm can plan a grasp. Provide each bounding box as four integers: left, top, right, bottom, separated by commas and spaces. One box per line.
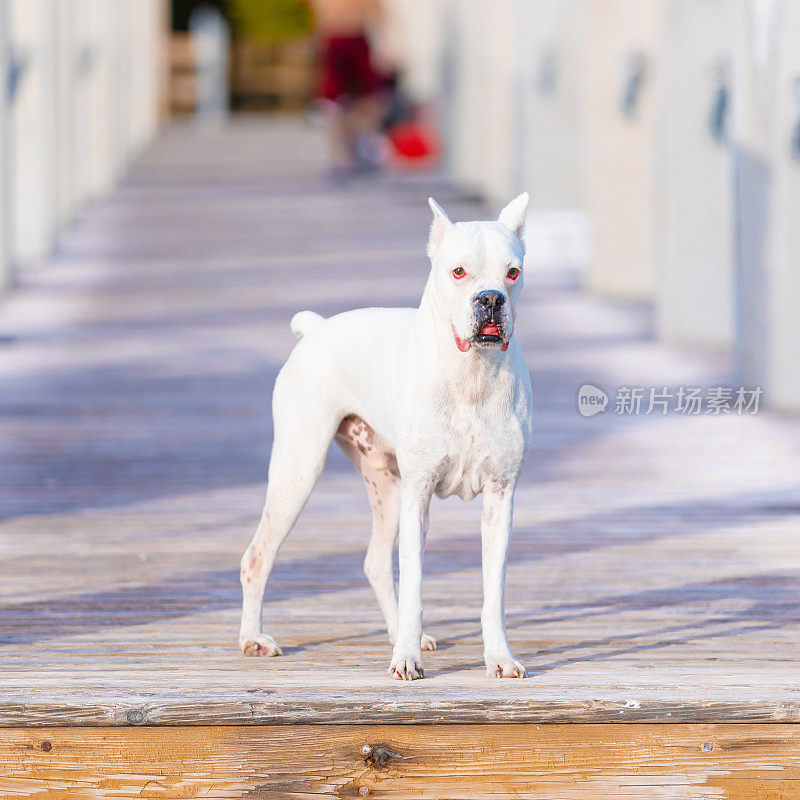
474, 290, 505, 309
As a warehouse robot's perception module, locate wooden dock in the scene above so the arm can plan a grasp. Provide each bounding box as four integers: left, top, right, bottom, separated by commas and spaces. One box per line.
2, 118, 800, 797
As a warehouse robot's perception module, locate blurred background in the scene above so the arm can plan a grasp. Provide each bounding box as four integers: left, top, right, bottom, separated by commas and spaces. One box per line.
0, 0, 798, 411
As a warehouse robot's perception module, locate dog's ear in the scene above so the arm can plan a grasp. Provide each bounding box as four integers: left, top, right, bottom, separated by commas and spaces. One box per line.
427, 197, 453, 260
497, 192, 529, 239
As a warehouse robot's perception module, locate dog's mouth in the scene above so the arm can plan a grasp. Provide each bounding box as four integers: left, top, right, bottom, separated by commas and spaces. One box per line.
452, 322, 509, 352
476, 321, 503, 343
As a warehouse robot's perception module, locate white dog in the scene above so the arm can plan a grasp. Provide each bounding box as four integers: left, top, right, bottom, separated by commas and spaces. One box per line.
239, 193, 533, 680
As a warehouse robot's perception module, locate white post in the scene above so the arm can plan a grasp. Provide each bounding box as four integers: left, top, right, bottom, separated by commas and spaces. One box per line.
515, 0, 587, 212
54, 0, 82, 227
0, 2, 12, 290
382, 0, 444, 106
85, 0, 123, 199
126, 0, 164, 156
189, 4, 230, 128
67, 0, 95, 209
654, 0, 736, 348
734, 0, 800, 410
583, 0, 662, 301
768, 2, 800, 410
443, 0, 521, 206
8, 0, 59, 268
479, 0, 518, 206
443, 0, 490, 197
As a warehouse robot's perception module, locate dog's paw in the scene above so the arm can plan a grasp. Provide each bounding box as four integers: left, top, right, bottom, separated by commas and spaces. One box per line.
389, 648, 425, 680
421, 632, 437, 651
485, 654, 526, 678
240, 633, 283, 657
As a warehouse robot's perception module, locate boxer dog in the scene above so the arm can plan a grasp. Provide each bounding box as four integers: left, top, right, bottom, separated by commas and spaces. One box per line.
239, 193, 532, 680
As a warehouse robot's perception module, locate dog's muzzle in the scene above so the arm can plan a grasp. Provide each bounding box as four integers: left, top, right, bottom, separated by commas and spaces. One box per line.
473, 290, 507, 345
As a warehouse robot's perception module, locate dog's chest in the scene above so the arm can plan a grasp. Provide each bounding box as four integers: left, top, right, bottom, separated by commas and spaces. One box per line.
434, 403, 521, 501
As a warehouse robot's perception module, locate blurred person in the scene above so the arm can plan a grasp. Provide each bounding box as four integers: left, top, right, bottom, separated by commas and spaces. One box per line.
311, 0, 393, 179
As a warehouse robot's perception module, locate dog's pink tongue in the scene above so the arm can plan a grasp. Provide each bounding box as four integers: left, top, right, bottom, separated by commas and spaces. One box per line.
480, 322, 501, 336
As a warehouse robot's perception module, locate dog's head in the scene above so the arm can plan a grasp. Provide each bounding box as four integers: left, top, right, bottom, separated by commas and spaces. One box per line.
426, 193, 528, 353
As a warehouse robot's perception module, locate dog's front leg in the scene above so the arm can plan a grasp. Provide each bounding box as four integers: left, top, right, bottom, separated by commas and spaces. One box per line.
389, 481, 432, 680
481, 483, 526, 678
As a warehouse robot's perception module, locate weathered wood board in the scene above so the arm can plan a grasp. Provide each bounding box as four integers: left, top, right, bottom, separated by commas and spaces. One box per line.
2, 119, 800, 730
3, 724, 800, 799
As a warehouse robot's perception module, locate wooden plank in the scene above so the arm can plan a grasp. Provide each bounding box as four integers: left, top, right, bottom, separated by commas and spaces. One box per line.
2, 724, 800, 799
2, 119, 800, 728
4, 694, 800, 727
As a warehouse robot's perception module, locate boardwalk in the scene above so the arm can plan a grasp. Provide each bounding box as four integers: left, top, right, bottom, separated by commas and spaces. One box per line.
2, 118, 800, 729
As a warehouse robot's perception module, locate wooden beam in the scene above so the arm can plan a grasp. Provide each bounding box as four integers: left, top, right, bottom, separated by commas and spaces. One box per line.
2, 724, 800, 798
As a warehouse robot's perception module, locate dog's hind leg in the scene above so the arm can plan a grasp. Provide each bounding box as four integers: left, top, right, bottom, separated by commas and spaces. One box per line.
334, 416, 436, 651
239, 372, 339, 657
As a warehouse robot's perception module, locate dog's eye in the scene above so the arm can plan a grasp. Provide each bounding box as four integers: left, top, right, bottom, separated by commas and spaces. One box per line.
506, 266, 521, 281
452, 266, 467, 279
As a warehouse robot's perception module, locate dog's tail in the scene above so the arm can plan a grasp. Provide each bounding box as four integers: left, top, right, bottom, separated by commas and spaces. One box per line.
290, 310, 325, 339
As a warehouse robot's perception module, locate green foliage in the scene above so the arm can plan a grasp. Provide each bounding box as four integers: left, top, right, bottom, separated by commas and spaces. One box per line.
228, 0, 313, 42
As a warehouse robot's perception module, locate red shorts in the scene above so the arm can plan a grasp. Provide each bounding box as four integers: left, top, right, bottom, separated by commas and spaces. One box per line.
317, 35, 383, 102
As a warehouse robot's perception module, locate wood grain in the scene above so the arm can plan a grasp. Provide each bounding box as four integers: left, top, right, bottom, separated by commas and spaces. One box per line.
2, 118, 800, 727
2, 724, 800, 799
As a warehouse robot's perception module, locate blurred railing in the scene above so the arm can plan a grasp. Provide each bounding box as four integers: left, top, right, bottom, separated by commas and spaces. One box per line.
0, 0, 168, 291
2, 0, 798, 414
429, 0, 800, 412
